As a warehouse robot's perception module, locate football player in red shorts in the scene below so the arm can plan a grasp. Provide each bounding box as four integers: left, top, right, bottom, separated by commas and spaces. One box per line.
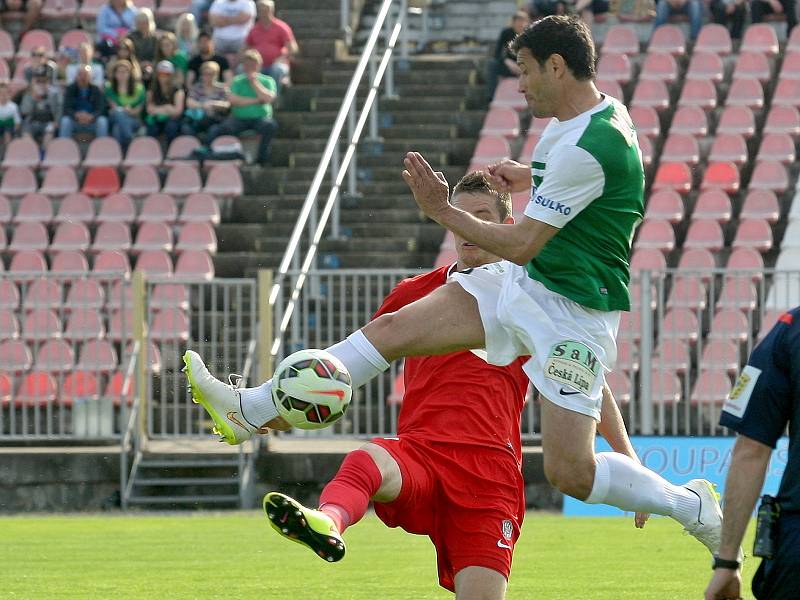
260, 172, 645, 599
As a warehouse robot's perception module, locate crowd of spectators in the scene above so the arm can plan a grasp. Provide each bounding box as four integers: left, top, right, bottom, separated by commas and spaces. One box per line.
0, 0, 297, 167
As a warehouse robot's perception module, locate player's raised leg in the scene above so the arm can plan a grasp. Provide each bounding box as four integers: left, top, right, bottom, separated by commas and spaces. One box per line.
454, 567, 508, 600
264, 443, 402, 561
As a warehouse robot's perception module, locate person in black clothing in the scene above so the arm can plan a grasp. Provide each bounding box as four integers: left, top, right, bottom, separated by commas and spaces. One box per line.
486, 10, 530, 101
59, 64, 108, 139
710, 0, 747, 40
751, 0, 797, 34
187, 32, 232, 86
705, 306, 800, 600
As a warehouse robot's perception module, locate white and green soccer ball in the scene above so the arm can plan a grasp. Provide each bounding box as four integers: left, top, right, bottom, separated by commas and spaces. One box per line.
272, 349, 353, 430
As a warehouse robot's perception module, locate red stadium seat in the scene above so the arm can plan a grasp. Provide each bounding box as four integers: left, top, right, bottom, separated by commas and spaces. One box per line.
79, 0, 105, 20
96, 193, 136, 224
597, 53, 632, 84
204, 164, 244, 197
24, 278, 62, 310
150, 308, 190, 342
55, 193, 94, 224
92, 250, 130, 278
162, 165, 202, 196
0, 373, 11, 405
678, 248, 716, 275
164, 136, 203, 168
14, 193, 53, 224
655, 339, 690, 373
631, 247, 668, 271
629, 279, 658, 310
650, 372, 682, 405
603, 25, 640, 55
596, 79, 623, 100
106, 281, 132, 311
83, 137, 123, 168
678, 80, 717, 111
725, 77, 764, 110
50, 222, 91, 253
618, 310, 642, 342
763, 106, 800, 137
640, 52, 678, 83
176, 222, 217, 254
661, 133, 699, 165
480, 106, 520, 138
756, 134, 795, 164
708, 133, 748, 165
1, 137, 40, 169
709, 309, 751, 342
0, 339, 32, 371
0, 31, 13, 60
180, 193, 220, 225
121, 166, 161, 196
741, 24, 779, 56
629, 106, 660, 139
733, 52, 771, 83
632, 80, 670, 112
653, 162, 692, 194
82, 167, 121, 197
64, 308, 105, 342
15, 371, 58, 407
51, 251, 88, 275
718, 277, 757, 312
471, 135, 510, 163
35, 339, 74, 372
490, 78, 526, 110
529, 117, 552, 136
151, 283, 190, 311
727, 247, 765, 277
23, 308, 61, 341
733, 219, 773, 253
174, 250, 215, 280
617, 338, 639, 372
41, 0, 78, 22
9, 222, 49, 253
645, 190, 684, 223
1, 166, 37, 197
518, 133, 540, 161
667, 277, 707, 310
772, 79, 800, 108
124, 136, 163, 169
132, 222, 173, 254
670, 106, 708, 137
635, 219, 675, 252
16, 30, 55, 59
778, 51, 800, 80
605, 371, 632, 405
58, 29, 92, 52
639, 136, 653, 167
701, 162, 739, 193
9, 251, 47, 279
107, 309, 133, 342
0, 279, 20, 310
138, 194, 177, 224
65, 279, 105, 310
759, 309, 785, 340
42, 138, 80, 169
662, 309, 701, 343
686, 52, 725, 83
135, 250, 173, 277
61, 371, 101, 405
717, 106, 756, 138
695, 24, 732, 55
748, 161, 788, 193
104, 370, 136, 405
92, 222, 132, 253
691, 370, 731, 405
0, 309, 20, 339
0, 194, 11, 223
78, 339, 118, 372
740, 190, 780, 223
684, 219, 724, 252
648, 24, 685, 55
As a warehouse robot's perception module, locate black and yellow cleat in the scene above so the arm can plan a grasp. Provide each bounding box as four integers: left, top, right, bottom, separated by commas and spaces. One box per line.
263, 492, 346, 563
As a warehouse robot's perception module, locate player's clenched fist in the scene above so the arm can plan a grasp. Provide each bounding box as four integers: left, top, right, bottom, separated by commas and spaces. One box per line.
486, 158, 532, 194
402, 152, 450, 223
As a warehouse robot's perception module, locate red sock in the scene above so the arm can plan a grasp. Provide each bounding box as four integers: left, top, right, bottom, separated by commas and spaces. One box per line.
319, 449, 383, 534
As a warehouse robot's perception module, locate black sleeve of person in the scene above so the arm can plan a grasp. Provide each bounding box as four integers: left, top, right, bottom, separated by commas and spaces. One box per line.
719, 310, 799, 448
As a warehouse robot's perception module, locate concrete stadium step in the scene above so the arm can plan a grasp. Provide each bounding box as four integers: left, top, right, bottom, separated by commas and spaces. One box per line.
274, 179, 412, 196
325, 56, 482, 72
279, 0, 342, 9
279, 8, 341, 28
266, 164, 467, 184
311, 95, 467, 113
287, 150, 448, 168
214, 251, 438, 276
260, 194, 417, 211
320, 67, 476, 86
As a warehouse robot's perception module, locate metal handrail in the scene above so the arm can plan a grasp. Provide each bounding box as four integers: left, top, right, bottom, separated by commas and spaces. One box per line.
268, 0, 408, 358
119, 341, 141, 511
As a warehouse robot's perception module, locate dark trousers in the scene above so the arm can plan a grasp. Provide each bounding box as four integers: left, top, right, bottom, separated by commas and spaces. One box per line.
752, 514, 800, 600
710, 0, 747, 39
751, 0, 797, 33
208, 116, 277, 164
146, 118, 182, 145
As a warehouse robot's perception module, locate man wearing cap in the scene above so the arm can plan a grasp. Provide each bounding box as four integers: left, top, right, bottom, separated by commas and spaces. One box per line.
60, 64, 109, 139
207, 49, 276, 166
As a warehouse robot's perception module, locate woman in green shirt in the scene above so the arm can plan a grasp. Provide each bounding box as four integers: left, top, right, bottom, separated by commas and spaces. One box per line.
105, 59, 145, 150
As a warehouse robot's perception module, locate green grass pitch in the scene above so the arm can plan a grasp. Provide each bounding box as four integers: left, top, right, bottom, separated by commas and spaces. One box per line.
1, 512, 756, 599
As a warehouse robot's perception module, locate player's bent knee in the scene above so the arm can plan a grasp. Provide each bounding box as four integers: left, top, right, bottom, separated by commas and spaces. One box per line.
543, 456, 595, 501
454, 566, 507, 600
360, 442, 402, 503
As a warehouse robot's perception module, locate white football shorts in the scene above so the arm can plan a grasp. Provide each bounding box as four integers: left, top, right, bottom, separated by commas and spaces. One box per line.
449, 261, 620, 421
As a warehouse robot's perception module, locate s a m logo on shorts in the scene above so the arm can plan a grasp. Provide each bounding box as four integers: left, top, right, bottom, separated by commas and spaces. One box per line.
544, 341, 600, 395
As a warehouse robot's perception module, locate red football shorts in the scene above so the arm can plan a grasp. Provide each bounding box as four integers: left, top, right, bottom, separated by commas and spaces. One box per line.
370, 435, 525, 592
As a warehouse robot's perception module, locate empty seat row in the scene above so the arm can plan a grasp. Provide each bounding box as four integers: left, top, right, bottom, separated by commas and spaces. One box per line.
0, 370, 138, 408
653, 160, 790, 195
644, 189, 781, 225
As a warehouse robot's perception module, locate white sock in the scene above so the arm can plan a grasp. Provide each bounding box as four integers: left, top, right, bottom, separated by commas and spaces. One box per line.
585, 452, 700, 526
239, 330, 390, 428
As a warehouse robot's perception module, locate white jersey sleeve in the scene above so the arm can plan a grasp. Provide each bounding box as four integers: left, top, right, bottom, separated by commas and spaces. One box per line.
524, 144, 605, 229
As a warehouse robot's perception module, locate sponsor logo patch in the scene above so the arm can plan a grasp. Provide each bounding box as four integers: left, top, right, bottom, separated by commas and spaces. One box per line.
543, 341, 600, 395
722, 365, 761, 419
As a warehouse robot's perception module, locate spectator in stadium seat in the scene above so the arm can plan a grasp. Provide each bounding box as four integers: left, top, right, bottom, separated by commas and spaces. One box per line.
23, 47, 58, 86
526, 0, 569, 17
20, 67, 62, 147
751, 0, 797, 33
653, 0, 703, 40
0, 81, 22, 144
176, 13, 200, 56
184, 60, 230, 139
574, 0, 611, 22
145, 60, 185, 145
108, 37, 145, 84
60, 64, 109, 140
207, 49, 276, 166
155, 32, 190, 88
208, 0, 256, 54
0, 0, 42, 33
710, 0, 746, 39
486, 10, 529, 101
65, 43, 105, 88
125, 9, 158, 76
187, 32, 233, 86
96, 0, 138, 52
245, 0, 298, 93
106, 59, 145, 150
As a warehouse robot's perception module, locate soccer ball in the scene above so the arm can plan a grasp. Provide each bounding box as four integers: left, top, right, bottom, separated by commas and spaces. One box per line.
272, 349, 353, 430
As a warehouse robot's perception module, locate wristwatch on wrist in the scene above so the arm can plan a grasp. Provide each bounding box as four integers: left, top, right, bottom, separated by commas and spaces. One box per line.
712, 555, 741, 570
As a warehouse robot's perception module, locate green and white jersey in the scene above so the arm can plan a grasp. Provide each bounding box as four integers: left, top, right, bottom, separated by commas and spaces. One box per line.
524, 96, 644, 312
